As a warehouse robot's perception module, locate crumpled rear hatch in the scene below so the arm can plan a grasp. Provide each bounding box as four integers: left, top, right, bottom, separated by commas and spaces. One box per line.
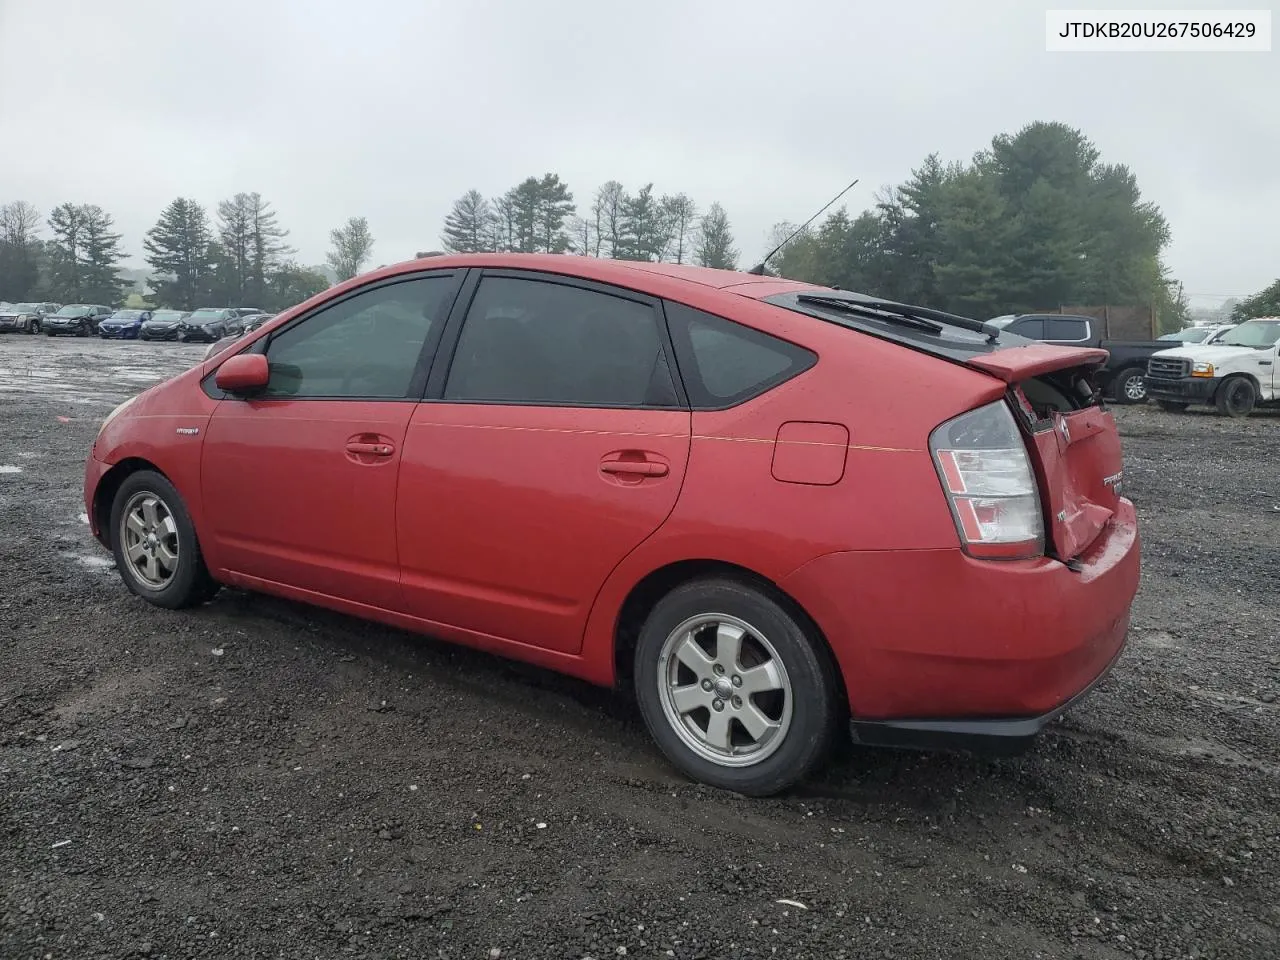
969, 345, 1124, 561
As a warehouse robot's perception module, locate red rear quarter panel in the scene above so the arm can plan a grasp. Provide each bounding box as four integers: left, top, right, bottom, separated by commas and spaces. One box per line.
580, 287, 1010, 680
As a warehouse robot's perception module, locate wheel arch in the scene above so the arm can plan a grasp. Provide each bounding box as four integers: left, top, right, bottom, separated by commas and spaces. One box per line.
611, 558, 848, 711
93, 457, 171, 548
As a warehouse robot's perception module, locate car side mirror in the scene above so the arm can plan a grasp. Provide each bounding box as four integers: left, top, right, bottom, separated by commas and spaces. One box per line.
215, 353, 270, 394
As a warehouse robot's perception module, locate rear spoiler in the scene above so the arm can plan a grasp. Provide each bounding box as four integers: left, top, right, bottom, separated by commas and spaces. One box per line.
966, 344, 1109, 383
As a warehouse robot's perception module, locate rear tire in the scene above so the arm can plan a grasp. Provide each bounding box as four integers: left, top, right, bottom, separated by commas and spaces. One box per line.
109, 470, 220, 609
1156, 400, 1189, 413
1215, 377, 1257, 419
1112, 367, 1148, 404
634, 577, 838, 796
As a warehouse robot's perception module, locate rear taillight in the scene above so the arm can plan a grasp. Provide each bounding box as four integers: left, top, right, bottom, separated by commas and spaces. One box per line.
929, 400, 1044, 560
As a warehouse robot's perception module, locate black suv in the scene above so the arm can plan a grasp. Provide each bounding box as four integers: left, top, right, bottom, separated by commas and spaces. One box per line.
45, 304, 113, 337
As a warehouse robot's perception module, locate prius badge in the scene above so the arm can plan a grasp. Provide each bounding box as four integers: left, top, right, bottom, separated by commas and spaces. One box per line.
175, 427, 200, 436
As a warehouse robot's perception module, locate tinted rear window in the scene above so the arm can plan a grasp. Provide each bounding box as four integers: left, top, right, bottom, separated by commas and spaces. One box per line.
664, 301, 815, 409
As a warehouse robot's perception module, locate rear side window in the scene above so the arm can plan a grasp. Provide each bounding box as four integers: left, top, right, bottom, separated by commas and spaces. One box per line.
444, 276, 680, 408
1047, 317, 1089, 341
664, 301, 816, 409
1008, 317, 1045, 339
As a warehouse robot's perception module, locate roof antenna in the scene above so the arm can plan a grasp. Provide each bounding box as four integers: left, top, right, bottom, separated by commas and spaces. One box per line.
746, 177, 860, 276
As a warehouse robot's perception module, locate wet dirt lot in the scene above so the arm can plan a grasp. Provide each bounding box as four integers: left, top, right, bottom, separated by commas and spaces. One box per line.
1, 336, 1277, 960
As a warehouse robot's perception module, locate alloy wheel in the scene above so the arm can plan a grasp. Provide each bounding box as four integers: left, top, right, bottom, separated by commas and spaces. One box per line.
656, 613, 793, 767
119, 492, 181, 588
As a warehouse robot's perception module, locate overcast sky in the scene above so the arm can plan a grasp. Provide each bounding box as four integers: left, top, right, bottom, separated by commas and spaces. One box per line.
1, 0, 1275, 307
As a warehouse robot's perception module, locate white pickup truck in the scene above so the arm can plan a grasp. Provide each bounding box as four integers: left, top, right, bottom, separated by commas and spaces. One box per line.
1144, 317, 1280, 417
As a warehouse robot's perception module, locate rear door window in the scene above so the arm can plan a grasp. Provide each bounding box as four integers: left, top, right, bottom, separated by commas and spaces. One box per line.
1007, 317, 1046, 339
1047, 317, 1090, 341
443, 275, 680, 408
663, 301, 816, 409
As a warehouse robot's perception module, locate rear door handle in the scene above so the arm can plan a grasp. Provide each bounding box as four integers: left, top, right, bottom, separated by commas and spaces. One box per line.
600, 459, 668, 478
346, 441, 395, 457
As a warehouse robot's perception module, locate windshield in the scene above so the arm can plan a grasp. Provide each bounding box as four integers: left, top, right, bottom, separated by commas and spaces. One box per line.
1161, 327, 1210, 342
986, 315, 1017, 328
1217, 320, 1280, 348
151, 311, 185, 321
55, 305, 90, 317
189, 310, 225, 323
110, 310, 143, 320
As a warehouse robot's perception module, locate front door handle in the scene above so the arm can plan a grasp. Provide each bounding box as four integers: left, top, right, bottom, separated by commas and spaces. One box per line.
346, 441, 394, 457
600, 459, 668, 478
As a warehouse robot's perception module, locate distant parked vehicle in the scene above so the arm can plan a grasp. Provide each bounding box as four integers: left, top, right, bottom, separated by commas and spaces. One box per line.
0, 301, 59, 334
177, 307, 237, 343
987, 313, 1168, 404
1145, 317, 1280, 418
139, 309, 192, 341
202, 314, 276, 361
99, 309, 153, 340
45, 304, 113, 337
1159, 324, 1236, 345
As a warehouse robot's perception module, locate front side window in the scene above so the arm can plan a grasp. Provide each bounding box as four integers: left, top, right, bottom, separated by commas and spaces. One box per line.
264, 275, 454, 399
443, 276, 679, 407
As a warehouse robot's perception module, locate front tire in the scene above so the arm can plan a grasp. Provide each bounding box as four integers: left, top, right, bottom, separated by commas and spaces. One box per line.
634, 577, 838, 796
1215, 377, 1257, 419
1112, 367, 1148, 404
109, 470, 220, 609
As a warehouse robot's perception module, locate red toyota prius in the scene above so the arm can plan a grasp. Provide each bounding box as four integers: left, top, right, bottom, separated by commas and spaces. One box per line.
84, 254, 1140, 795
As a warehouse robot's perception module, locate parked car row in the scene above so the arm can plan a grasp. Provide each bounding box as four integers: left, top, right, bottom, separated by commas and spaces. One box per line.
0, 303, 270, 342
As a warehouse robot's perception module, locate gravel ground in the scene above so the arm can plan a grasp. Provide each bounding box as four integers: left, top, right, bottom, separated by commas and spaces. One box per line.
2, 336, 1277, 960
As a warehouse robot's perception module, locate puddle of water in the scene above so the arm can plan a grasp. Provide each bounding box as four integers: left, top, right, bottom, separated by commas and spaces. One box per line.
0, 465, 22, 474
70, 553, 115, 571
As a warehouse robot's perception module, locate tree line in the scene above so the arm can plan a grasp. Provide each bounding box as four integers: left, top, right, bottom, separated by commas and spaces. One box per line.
768, 122, 1189, 329
0, 197, 379, 312
439, 176, 739, 269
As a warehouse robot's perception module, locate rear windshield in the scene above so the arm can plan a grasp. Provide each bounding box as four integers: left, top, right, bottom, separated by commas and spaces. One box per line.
765, 290, 1033, 363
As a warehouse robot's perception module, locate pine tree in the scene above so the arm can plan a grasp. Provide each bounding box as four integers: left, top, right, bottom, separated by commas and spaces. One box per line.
47, 203, 87, 302
79, 205, 127, 305
694, 202, 738, 270
616, 184, 671, 261
325, 216, 375, 281
535, 173, 575, 254
143, 198, 215, 309
441, 190, 494, 253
